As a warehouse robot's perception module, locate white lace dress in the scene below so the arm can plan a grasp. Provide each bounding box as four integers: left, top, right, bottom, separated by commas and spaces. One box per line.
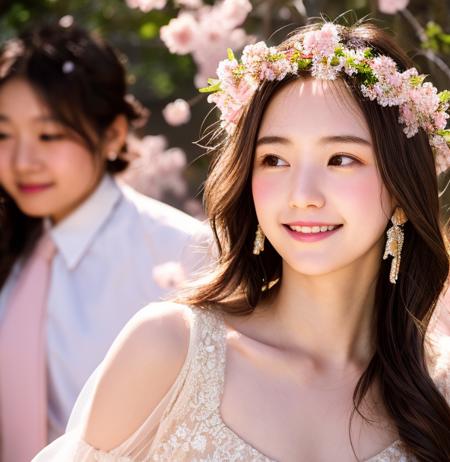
33, 306, 450, 462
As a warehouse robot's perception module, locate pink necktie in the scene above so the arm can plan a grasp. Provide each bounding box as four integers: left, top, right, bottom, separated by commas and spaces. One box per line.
0, 233, 56, 462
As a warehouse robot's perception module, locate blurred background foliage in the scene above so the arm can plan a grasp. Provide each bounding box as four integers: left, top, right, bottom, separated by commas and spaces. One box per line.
0, 0, 449, 218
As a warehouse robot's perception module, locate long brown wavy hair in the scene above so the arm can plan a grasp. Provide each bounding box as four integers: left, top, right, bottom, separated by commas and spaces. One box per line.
0, 22, 148, 289
184, 22, 450, 461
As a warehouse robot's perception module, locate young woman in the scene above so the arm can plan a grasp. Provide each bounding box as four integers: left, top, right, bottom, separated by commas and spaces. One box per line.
34, 21, 449, 462
0, 22, 209, 462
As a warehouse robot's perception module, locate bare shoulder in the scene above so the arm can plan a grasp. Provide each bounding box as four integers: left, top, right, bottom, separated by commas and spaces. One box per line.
83, 302, 193, 451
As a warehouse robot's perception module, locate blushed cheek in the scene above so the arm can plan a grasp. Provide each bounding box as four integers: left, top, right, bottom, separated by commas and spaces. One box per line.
341, 171, 392, 223
252, 174, 279, 209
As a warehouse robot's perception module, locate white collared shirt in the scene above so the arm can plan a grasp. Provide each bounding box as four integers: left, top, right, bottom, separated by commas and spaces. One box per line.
0, 174, 211, 442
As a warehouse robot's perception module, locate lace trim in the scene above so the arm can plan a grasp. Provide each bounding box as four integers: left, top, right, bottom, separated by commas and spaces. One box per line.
151, 308, 273, 461
149, 307, 447, 461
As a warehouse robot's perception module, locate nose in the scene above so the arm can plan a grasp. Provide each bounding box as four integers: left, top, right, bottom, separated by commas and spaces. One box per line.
12, 138, 40, 173
288, 164, 325, 209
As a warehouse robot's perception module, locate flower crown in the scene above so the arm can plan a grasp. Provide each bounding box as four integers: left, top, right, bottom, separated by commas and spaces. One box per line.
200, 23, 450, 174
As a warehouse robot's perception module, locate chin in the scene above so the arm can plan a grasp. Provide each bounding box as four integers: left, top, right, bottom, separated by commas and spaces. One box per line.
285, 260, 342, 277
15, 203, 52, 219
284, 249, 364, 276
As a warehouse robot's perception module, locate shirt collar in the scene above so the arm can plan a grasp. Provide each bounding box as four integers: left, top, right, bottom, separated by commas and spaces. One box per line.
49, 174, 122, 270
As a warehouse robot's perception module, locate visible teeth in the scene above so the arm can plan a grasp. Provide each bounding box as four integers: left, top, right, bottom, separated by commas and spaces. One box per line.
289, 224, 338, 233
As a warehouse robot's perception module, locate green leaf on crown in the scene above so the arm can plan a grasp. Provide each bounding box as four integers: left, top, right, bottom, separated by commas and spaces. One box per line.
296, 57, 312, 70
227, 48, 235, 62
363, 48, 374, 59
436, 129, 450, 142
330, 56, 340, 66
438, 90, 450, 103
199, 79, 221, 93
409, 75, 426, 87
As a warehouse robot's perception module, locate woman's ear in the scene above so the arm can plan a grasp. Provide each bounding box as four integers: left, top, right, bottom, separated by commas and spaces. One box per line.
102, 115, 128, 161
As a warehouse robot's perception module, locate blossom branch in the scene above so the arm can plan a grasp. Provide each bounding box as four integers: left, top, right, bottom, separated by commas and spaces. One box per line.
400, 9, 450, 82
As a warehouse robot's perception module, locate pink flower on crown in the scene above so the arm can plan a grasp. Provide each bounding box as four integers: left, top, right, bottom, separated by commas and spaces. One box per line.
259, 56, 297, 81
216, 57, 257, 103
311, 57, 341, 80
207, 91, 243, 133
241, 41, 271, 76
433, 111, 449, 131
398, 104, 419, 138
342, 49, 366, 76
217, 58, 240, 87
362, 56, 407, 106
399, 82, 442, 135
410, 82, 440, 114
302, 23, 340, 58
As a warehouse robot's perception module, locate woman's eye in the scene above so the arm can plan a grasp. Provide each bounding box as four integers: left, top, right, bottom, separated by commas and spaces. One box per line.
261, 154, 288, 167
328, 154, 358, 167
0, 132, 11, 141
40, 133, 65, 142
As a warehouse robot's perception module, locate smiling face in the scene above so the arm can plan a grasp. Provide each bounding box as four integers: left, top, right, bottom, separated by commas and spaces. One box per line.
0, 78, 105, 223
252, 78, 393, 278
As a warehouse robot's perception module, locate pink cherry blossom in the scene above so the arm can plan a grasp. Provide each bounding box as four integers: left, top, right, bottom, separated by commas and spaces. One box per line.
378, 0, 409, 14
126, 0, 166, 12
219, 0, 252, 29
59, 15, 74, 28
159, 147, 187, 172
160, 13, 198, 55
119, 135, 188, 200
152, 261, 186, 289
163, 99, 191, 126
176, 0, 202, 8
161, 0, 253, 87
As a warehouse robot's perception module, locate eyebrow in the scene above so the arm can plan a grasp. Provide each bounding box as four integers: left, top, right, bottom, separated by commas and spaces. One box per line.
256, 134, 372, 147
256, 136, 291, 147
320, 135, 372, 146
34, 115, 61, 123
0, 114, 61, 124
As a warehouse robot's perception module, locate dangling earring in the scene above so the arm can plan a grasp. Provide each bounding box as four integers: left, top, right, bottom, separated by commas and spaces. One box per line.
253, 224, 265, 255
107, 151, 118, 161
383, 207, 408, 284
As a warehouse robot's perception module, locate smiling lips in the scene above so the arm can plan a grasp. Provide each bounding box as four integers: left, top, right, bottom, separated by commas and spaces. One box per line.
284, 222, 342, 242
17, 183, 53, 193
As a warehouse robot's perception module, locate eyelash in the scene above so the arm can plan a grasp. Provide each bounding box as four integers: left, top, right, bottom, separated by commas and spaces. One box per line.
259, 153, 360, 168
260, 154, 286, 167
0, 132, 66, 142
328, 153, 359, 167
40, 133, 65, 142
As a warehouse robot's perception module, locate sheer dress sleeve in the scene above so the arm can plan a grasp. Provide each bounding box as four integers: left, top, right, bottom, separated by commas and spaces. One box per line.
32, 308, 197, 462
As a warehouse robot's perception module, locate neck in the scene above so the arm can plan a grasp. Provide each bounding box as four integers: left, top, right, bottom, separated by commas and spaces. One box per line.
262, 245, 382, 368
